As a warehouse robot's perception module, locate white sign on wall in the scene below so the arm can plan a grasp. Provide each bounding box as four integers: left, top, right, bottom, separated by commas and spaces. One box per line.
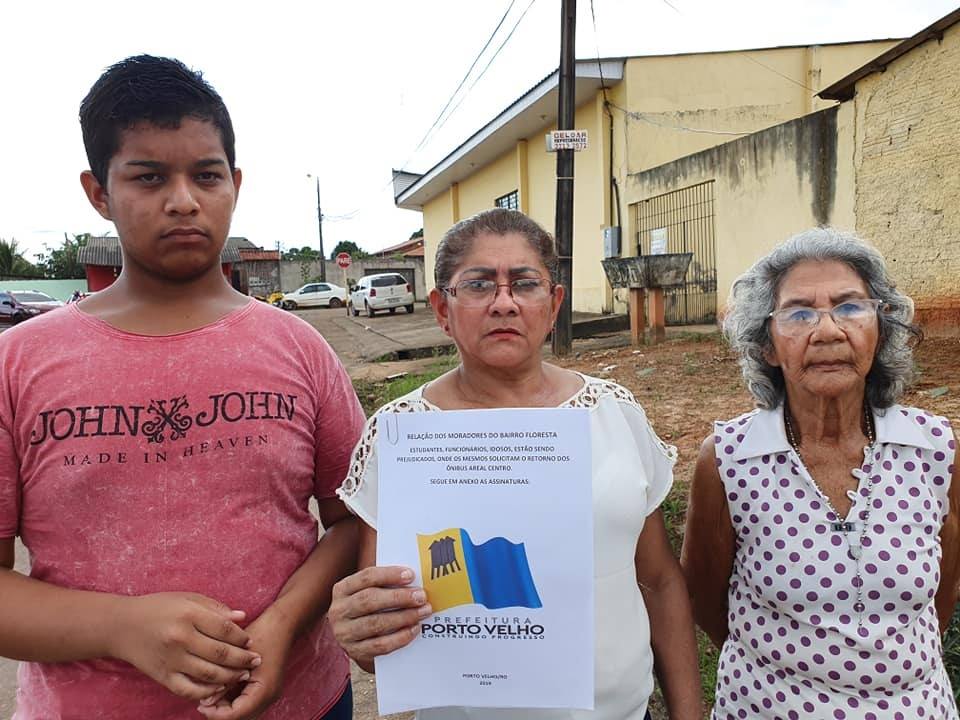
546, 129, 588, 152
650, 228, 668, 255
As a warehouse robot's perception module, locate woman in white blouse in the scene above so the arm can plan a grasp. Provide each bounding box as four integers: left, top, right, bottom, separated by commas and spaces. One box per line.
329, 209, 702, 720
682, 228, 960, 719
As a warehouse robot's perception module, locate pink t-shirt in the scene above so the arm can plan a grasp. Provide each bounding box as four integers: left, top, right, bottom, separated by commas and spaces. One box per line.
0, 301, 365, 720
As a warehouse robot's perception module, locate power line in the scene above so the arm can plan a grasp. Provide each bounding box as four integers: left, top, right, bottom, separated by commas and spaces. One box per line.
741, 53, 816, 93
650, 0, 815, 94
428, 0, 539, 143
402, 0, 519, 165
589, 0, 609, 98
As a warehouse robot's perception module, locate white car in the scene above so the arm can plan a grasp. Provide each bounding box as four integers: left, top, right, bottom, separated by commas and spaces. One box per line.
349, 273, 415, 317
280, 282, 347, 310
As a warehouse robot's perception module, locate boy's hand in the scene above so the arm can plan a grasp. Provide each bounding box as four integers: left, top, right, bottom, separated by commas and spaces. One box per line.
196, 606, 295, 720
110, 592, 262, 701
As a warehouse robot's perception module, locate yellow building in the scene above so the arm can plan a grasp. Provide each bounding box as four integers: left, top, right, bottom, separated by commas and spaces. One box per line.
394, 39, 898, 322
614, 7, 960, 332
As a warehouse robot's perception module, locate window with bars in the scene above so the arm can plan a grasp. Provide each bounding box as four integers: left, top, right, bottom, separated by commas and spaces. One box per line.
494, 190, 519, 211
632, 180, 717, 325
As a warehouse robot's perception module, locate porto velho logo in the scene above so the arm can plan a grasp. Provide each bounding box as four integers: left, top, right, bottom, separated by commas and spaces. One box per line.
416, 527, 542, 613
29, 391, 297, 446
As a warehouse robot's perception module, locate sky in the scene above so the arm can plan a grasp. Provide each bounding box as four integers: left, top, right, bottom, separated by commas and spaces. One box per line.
1, 0, 956, 263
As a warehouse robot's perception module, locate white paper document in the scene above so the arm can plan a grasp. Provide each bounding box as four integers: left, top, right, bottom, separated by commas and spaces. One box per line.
374, 407, 594, 715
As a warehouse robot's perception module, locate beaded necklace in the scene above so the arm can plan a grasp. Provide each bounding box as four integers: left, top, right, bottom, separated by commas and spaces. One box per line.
783, 403, 877, 624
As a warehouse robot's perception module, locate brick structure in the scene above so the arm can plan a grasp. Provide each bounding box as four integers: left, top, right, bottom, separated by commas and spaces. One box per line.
822, 10, 960, 331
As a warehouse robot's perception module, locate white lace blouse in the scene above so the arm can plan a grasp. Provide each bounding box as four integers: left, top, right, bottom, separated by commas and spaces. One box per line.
337, 373, 677, 720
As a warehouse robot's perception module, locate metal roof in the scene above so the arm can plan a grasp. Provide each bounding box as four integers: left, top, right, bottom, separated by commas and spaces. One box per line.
819, 9, 960, 101
238, 249, 280, 261
394, 59, 625, 211
77, 235, 122, 267
78, 235, 247, 266
372, 237, 425, 257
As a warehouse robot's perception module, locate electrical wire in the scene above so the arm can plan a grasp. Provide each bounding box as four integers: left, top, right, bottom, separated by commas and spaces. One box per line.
589, 0, 609, 98
398, 0, 520, 168
424, 0, 539, 146
650, 0, 816, 94
741, 53, 816, 92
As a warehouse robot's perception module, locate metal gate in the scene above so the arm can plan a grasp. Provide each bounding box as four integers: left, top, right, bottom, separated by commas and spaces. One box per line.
633, 181, 717, 325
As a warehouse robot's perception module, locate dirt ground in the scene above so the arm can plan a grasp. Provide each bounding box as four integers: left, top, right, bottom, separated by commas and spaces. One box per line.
348, 331, 960, 720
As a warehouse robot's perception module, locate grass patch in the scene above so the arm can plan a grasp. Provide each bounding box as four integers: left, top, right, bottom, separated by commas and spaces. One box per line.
353, 354, 460, 416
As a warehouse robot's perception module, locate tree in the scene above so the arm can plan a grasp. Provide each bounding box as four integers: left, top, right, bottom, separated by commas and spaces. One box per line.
329, 240, 368, 260
0, 238, 42, 278
409, 228, 423, 240
282, 246, 321, 262
34, 234, 88, 279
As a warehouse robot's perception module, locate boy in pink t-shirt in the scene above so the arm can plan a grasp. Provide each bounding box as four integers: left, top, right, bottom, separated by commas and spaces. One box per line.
0, 56, 364, 720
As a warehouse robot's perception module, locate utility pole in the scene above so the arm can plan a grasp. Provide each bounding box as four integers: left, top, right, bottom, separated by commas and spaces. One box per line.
552, 0, 576, 356
314, 176, 327, 281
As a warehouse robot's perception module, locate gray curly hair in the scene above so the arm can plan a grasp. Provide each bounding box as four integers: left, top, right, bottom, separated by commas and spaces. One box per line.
723, 228, 921, 410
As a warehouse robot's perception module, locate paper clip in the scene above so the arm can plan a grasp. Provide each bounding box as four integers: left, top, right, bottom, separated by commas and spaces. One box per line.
383, 414, 400, 445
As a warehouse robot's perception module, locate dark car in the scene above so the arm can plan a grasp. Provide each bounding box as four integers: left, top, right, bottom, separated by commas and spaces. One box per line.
10, 290, 64, 314
0, 290, 64, 324
0, 291, 38, 324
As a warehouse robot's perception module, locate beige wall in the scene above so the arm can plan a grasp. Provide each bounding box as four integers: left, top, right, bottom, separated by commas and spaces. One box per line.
420, 40, 895, 313
624, 106, 856, 314
617, 42, 896, 176
423, 188, 457, 293
456, 151, 517, 217
851, 23, 960, 329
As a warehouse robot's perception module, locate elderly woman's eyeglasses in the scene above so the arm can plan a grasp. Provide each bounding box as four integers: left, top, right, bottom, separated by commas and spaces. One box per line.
768, 298, 883, 336
443, 278, 554, 307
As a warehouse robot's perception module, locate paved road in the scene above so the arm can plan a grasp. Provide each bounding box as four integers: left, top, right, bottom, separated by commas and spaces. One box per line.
292, 304, 452, 371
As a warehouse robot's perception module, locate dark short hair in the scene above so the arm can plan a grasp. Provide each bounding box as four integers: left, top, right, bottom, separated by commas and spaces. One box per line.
435, 209, 558, 290
79, 55, 236, 186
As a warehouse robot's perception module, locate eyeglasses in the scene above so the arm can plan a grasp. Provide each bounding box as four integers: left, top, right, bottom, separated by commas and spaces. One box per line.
768, 298, 883, 336
443, 278, 554, 307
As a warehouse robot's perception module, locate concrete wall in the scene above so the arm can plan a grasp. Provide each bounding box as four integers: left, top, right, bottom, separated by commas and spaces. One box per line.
626, 105, 855, 313
850, 23, 960, 329
419, 41, 896, 314
279, 257, 427, 300
240, 259, 281, 296
0, 278, 88, 300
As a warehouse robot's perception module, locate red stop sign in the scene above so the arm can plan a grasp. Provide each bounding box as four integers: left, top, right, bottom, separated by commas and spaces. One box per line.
336, 252, 352, 269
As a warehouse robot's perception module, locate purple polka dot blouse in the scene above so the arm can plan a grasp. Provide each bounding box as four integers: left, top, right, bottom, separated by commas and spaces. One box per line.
712, 404, 957, 719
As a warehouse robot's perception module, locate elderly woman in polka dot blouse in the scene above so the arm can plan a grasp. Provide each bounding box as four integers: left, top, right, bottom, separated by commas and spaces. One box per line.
681, 228, 960, 719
